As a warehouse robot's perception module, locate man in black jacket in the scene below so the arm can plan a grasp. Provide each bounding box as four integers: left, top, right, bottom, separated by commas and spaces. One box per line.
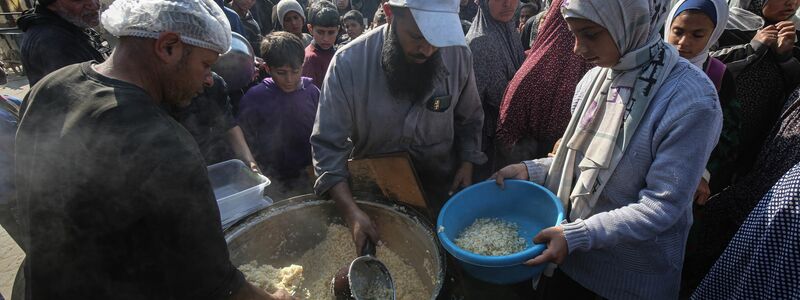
18, 0, 108, 86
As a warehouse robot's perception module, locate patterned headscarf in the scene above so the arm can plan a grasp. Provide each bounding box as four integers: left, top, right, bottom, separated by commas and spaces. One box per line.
496, 0, 594, 153
548, 0, 678, 220
466, 0, 526, 108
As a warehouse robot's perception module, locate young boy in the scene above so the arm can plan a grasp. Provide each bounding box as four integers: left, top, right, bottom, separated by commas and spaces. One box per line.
517, 3, 539, 33
302, 1, 340, 89
277, 0, 313, 47
237, 32, 320, 198
340, 10, 366, 45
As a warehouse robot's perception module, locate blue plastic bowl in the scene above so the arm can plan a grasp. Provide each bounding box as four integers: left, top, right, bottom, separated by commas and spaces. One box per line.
437, 179, 564, 284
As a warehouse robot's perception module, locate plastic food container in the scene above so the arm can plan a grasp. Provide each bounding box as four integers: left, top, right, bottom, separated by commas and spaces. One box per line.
437, 180, 564, 284
207, 159, 272, 229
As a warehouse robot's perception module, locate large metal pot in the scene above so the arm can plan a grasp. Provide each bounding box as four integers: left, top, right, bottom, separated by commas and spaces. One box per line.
225, 195, 446, 299
211, 32, 255, 91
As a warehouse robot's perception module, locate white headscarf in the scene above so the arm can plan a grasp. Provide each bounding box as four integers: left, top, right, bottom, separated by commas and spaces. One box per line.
664, 0, 729, 68
550, 0, 679, 220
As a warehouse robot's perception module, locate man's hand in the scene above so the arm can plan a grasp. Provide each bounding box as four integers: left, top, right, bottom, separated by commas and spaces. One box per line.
343, 206, 380, 256
524, 226, 568, 266
254, 57, 267, 80
267, 289, 297, 300
231, 282, 298, 300
330, 182, 380, 255
774, 21, 797, 55
490, 163, 530, 190
248, 161, 262, 175
754, 25, 779, 47
449, 162, 474, 195
694, 178, 711, 206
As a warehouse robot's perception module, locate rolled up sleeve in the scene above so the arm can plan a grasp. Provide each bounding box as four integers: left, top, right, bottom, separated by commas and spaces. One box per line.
310, 55, 355, 195
454, 53, 488, 165
523, 157, 553, 185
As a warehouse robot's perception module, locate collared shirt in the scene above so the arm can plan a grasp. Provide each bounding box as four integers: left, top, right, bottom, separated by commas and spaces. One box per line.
311, 24, 486, 201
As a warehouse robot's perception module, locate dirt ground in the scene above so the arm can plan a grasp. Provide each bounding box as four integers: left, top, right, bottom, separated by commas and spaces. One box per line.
0, 226, 24, 299
1, 72, 29, 299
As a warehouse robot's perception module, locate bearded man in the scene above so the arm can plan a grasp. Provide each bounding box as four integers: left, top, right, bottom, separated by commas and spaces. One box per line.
311, 0, 485, 253
18, 0, 110, 86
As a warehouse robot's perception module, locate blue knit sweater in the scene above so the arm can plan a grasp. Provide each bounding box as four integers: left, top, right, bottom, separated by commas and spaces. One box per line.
524, 60, 723, 299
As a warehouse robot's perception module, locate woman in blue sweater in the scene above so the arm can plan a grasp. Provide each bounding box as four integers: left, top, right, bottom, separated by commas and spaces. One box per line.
492, 0, 723, 298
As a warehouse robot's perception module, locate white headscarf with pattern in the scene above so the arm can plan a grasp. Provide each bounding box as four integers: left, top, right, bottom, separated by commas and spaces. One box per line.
548, 0, 679, 220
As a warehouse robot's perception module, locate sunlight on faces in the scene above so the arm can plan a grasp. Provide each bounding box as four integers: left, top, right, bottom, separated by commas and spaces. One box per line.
668, 11, 714, 59
50, 0, 100, 28
269, 65, 302, 93
344, 19, 364, 39
763, 0, 800, 23
167, 44, 219, 106
308, 25, 338, 49
489, 0, 518, 23
389, 6, 438, 64
283, 11, 305, 36
565, 17, 621, 68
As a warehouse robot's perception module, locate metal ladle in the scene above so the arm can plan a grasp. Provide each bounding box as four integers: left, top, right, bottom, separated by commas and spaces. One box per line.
331, 240, 396, 300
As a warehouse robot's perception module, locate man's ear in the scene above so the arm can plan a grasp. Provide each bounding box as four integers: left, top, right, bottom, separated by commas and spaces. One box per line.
154, 32, 184, 64
307, 23, 314, 33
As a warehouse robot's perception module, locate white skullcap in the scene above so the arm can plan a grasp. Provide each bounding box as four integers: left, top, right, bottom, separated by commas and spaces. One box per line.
277, 0, 305, 27
101, 0, 232, 54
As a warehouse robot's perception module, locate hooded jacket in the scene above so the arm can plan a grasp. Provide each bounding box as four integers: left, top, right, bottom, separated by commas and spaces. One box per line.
18, 5, 106, 86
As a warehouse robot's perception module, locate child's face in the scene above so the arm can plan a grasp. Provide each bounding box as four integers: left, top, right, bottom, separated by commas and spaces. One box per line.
667, 11, 714, 59
309, 25, 339, 50
519, 7, 535, 25
566, 17, 620, 68
270, 65, 302, 93
283, 11, 305, 36
344, 19, 364, 39
763, 0, 799, 23
336, 0, 349, 10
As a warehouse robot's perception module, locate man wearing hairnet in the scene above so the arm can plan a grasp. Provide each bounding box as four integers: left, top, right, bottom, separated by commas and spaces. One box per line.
14, 0, 293, 299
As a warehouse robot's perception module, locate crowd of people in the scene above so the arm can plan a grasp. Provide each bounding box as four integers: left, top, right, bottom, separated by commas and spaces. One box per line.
0, 0, 798, 299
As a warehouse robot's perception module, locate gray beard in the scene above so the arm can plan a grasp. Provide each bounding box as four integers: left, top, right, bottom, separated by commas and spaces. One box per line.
53, 8, 96, 29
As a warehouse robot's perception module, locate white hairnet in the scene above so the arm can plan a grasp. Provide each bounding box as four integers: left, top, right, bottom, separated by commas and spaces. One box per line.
101, 0, 232, 54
